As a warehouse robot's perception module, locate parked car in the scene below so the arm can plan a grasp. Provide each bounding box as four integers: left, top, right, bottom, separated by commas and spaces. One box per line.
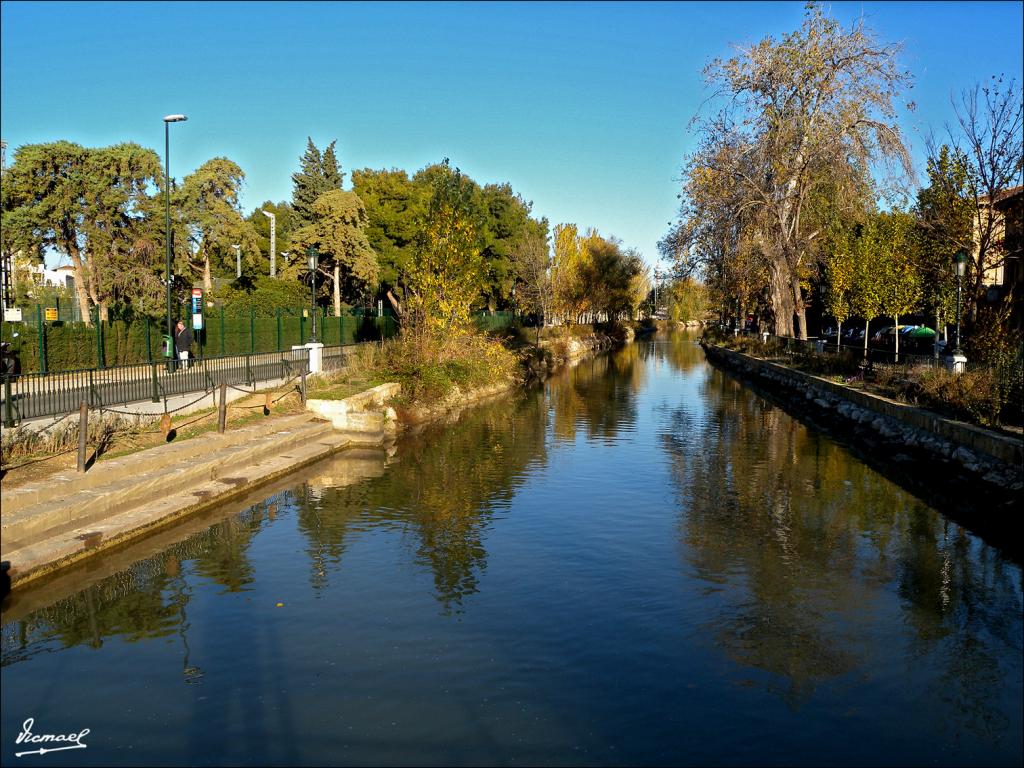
842, 327, 865, 345
869, 325, 911, 348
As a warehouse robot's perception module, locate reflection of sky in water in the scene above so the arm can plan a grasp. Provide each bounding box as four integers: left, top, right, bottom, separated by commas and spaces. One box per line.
2, 332, 1021, 767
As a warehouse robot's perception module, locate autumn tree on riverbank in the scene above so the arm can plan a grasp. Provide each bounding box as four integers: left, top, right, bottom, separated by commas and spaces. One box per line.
404, 162, 486, 357
670, 3, 914, 338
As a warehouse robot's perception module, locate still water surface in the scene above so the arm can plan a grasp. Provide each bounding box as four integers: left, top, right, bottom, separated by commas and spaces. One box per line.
2, 334, 1021, 766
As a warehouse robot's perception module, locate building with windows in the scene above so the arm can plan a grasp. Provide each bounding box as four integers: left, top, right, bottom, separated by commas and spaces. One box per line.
976, 184, 1023, 331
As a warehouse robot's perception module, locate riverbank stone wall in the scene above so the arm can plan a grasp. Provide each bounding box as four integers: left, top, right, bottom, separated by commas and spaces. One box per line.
702, 343, 1023, 494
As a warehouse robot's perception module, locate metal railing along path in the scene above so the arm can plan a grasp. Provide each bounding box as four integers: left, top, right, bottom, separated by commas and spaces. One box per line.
763, 333, 949, 369
2, 348, 312, 426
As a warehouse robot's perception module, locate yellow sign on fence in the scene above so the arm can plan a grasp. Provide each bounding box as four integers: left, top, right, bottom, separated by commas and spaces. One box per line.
45, 307, 58, 321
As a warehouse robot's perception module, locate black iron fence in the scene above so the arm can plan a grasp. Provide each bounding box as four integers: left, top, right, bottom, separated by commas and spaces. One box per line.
2, 347, 311, 426
766, 334, 951, 369
0, 306, 521, 375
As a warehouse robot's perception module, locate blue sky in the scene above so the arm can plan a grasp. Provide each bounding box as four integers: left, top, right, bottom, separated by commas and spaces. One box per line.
2, 1, 1022, 269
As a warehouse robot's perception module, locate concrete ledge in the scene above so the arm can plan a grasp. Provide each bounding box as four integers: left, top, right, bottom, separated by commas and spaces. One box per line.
2, 380, 406, 589
397, 380, 518, 426
2, 413, 321, 515
307, 382, 401, 434
0, 447, 394, 621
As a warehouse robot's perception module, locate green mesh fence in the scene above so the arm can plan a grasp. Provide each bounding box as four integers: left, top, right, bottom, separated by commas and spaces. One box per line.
2, 304, 400, 373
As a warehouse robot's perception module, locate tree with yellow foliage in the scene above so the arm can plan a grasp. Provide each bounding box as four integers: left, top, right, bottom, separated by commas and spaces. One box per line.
404, 162, 486, 357
551, 223, 590, 324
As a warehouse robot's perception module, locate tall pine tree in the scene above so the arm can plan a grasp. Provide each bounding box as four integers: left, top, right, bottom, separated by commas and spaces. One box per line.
291, 138, 344, 227
322, 140, 344, 190
291, 138, 327, 226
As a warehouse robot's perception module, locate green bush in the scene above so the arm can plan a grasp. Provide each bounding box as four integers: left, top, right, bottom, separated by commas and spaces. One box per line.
210, 280, 313, 317
375, 329, 520, 405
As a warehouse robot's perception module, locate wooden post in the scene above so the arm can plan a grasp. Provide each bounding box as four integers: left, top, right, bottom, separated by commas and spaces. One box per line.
300, 370, 307, 404
77, 402, 88, 472
218, 382, 227, 433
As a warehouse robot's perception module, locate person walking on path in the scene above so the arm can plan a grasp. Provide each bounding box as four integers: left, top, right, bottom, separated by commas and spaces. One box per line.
174, 320, 193, 370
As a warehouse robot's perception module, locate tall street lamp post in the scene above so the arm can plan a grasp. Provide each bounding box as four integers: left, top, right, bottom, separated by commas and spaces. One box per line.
261, 210, 276, 277
307, 246, 319, 343
653, 266, 660, 315
163, 114, 187, 362
953, 250, 967, 355
232, 244, 242, 278
0, 138, 11, 310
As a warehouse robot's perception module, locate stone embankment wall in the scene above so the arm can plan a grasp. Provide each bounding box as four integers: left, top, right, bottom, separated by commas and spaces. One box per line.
527, 331, 621, 379
702, 343, 1023, 518
400, 330, 625, 426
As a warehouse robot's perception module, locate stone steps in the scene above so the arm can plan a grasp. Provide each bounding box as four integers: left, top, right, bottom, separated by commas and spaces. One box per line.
1, 418, 333, 550
3, 429, 356, 586
1, 384, 404, 588
2, 413, 322, 515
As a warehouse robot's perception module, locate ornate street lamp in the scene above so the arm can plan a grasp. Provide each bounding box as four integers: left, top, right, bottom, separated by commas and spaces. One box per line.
953, 250, 967, 355
307, 246, 319, 343
163, 114, 187, 365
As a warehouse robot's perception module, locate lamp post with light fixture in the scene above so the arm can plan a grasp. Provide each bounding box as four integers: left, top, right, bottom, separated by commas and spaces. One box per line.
943, 249, 969, 374
953, 250, 967, 356
307, 246, 319, 343
163, 114, 187, 365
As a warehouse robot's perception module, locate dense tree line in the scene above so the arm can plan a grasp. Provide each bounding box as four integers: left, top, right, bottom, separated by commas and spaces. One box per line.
2, 138, 652, 334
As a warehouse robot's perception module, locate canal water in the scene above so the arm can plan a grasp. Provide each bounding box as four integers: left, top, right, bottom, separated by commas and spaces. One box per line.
2, 333, 1021, 766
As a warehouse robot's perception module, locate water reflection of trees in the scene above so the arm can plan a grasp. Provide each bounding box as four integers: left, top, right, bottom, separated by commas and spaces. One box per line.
1, 501, 275, 664
658, 331, 705, 376
294, 347, 644, 611
661, 362, 1023, 739
298, 394, 550, 613
550, 346, 643, 445
2, 390, 554, 656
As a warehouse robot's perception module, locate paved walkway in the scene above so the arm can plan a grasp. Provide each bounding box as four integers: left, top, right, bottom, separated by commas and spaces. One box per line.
2, 349, 311, 423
